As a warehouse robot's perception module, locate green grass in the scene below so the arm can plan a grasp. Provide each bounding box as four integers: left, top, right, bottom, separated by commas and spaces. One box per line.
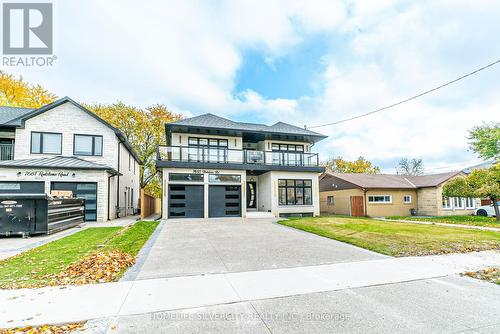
0, 221, 159, 289
280, 216, 500, 257
386, 215, 499, 228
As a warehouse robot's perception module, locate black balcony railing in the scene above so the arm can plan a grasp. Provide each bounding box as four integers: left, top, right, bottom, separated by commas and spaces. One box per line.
0, 144, 13, 160
157, 146, 320, 167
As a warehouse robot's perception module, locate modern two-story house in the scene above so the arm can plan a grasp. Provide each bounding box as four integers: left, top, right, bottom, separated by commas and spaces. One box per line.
0, 97, 141, 222
155, 114, 326, 219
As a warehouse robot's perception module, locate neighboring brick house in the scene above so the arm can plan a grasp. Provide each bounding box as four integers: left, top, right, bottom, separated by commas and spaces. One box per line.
319, 171, 479, 217
0, 97, 141, 222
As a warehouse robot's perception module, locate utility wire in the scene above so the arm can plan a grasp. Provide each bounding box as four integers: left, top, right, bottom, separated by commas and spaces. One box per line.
307, 58, 500, 129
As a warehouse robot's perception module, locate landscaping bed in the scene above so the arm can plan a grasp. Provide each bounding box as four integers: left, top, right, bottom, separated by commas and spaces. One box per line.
0, 323, 84, 334
279, 216, 500, 257
0, 221, 159, 289
386, 215, 499, 228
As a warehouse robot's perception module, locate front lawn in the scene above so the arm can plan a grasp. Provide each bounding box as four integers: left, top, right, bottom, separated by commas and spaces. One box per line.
386, 215, 499, 228
279, 216, 500, 257
0, 221, 159, 289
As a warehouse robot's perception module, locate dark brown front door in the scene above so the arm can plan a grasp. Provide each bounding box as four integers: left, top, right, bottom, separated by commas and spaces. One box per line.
350, 196, 365, 216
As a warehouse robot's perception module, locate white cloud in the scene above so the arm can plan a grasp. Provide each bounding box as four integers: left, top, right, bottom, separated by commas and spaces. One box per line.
5, 0, 500, 172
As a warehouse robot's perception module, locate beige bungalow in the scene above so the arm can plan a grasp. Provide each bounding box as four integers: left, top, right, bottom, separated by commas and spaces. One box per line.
319, 171, 479, 217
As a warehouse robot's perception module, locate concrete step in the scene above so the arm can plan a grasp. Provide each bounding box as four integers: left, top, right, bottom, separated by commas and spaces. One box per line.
246, 211, 275, 218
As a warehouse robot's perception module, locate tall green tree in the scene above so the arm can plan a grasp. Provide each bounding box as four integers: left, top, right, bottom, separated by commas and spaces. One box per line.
443, 163, 500, 221
321, 156, 380, 174
468, 122, 500, 160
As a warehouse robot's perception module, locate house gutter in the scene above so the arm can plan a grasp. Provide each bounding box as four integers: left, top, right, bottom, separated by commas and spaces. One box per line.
116, 142, 121, 218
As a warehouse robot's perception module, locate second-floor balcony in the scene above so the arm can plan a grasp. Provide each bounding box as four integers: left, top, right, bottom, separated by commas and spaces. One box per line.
0, 144, 14, 160
157, 145, 320, 167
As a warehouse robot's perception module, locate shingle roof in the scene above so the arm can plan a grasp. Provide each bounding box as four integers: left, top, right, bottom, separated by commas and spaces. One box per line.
323, 171, 462, 189
169, 113, 327, 139
0, 156, 117, 174
0, 106, 34, 125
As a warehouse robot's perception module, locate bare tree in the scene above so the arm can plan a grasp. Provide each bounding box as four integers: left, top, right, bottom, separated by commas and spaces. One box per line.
397, 158, 424, 175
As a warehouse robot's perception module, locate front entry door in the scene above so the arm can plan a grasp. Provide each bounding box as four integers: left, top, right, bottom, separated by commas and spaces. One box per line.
246, 182, 257, 209
350, 196, 365, 217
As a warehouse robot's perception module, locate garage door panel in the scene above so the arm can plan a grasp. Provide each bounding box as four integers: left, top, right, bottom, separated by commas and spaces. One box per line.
168, 185, 203, 218
209, 185, 241, 218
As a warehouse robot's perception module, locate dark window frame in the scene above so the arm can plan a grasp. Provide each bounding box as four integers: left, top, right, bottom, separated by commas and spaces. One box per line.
278, 179, 312, 206
73, 134, 103, 157
31, 131, 63, 155
187, 137, 229, 163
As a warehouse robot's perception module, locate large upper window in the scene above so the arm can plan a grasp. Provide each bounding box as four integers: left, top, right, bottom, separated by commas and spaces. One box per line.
31, 132, 62, 154
368, 195, 392, 204
188, 137, 228, 163
74, 134, 103, 156
278, 179, 312, 206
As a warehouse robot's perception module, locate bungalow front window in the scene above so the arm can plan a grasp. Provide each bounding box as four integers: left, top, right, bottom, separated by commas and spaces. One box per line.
442, 196, 452, 209
278, 179, 312, 205
403, 195, 412, 204
453, 197, 464, 209
464, 197, 476, 209
368, 195, 392, 204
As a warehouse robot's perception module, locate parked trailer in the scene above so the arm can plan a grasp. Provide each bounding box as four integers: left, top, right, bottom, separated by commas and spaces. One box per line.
0, 194, 85, 237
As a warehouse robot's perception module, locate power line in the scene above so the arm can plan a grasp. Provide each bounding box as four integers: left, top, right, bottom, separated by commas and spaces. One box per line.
307, 58, 500, 129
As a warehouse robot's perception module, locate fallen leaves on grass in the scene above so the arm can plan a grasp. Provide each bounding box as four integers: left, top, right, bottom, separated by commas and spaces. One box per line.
0, 323, 84, 334
2, 250, 135, 289
44, 250, 135, 285
464, 267, 500, 285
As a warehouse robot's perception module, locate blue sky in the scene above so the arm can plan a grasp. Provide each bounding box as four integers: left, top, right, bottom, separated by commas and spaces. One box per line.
5, 0, 500, 172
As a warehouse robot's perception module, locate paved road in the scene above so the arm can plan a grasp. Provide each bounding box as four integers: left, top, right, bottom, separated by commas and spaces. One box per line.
104, 275, 500, 334
135, 218, 387, 279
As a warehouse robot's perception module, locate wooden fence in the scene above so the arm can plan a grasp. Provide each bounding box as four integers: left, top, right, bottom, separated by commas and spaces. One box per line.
140, 189, 161, 219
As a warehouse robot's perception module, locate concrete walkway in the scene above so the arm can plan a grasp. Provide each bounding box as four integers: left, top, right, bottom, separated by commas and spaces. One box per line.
0, 215, 140, 261
1, 250, 499, 329
379, 217, 500, 232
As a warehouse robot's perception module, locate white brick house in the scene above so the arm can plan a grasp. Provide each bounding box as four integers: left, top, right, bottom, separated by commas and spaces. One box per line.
0, 97, 141, 222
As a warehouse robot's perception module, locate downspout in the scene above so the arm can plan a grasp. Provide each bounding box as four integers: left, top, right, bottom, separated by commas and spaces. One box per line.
363, 188, 367, 217
116, 142, 121, 218
107, 173, 113, 221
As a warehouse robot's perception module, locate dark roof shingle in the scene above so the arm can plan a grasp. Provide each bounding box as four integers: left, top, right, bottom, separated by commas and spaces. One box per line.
0, 106, 34, 125
169, 113, 326, 139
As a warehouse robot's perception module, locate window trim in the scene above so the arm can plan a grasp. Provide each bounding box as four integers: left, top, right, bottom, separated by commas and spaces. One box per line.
367, 195, 393, 204
327, 196, 334, 206
31, 131, 62, 155
403, 195, 412, 204
278, 179, 313, 206
73, 134, 103, 157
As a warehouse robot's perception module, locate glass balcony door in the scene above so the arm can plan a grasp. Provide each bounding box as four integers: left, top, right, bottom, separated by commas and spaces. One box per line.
188, 137, 228, 163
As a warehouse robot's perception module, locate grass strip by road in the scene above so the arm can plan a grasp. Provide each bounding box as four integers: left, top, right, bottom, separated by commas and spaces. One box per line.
386, 215, 499, 228
279, 216, 500, 257
0, 221, 159, 289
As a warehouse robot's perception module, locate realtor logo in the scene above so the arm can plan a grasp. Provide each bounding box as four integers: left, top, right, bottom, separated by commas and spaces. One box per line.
2, 3, 53, 55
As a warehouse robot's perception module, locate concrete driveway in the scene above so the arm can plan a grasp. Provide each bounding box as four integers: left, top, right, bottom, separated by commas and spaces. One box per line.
135, 218, 387, 280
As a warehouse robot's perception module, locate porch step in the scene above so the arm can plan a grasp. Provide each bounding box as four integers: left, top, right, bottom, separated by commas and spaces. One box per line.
246, 211, 275, 218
